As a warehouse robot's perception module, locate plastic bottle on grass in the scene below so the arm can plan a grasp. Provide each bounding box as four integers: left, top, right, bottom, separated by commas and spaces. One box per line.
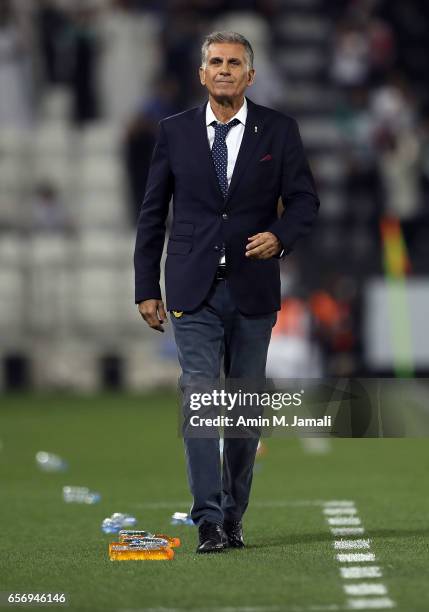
171, 512, 194, 526
119, 530, 180, 547
36, 451, 68, 472
110, 513, 136, 527
109, 542, 174, 561
101, 513, 137, 533
118, 530, 151, 539
102, 518, 120, 534
62, 486, 100, 504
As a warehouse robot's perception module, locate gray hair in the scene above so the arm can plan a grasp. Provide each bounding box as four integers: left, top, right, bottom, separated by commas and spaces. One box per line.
201, 31, 254, 70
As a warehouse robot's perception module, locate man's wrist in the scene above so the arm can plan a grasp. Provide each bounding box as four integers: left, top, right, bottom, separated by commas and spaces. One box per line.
135, 296, 162, 305
269, 232, 287, 259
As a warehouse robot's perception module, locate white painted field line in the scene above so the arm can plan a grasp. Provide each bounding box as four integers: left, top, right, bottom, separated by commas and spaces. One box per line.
252, 500, 353, 508
323, 501, 356, 507
347, 597, 395, 609
331, 527, 364, 536
129, 499, 358, 510
337, 553, 376, 563
334, 539, 371, 550
328, 517, 361, 526
344, 584, 387, 596
324, 507, 358, 516
341, 567, 383, 579
322, 501, 396, 610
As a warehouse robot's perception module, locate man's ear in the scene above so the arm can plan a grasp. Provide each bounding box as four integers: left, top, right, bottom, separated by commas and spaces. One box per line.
247, 69, 256, 86
199, 66, 206, 86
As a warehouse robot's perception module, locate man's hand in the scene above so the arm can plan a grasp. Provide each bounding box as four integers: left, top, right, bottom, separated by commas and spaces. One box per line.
138, 299, 167, 333
246, 232, 282, 259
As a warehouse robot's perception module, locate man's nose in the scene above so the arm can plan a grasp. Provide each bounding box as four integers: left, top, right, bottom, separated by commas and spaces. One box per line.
219, 62, 231, 74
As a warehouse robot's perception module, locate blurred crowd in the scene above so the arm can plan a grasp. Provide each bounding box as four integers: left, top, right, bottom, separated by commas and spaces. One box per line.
332, 0, 429, 251
1, 0, 429, 386
2, 0, 427, 227
290, 0, 429, 376
0, 0, 282, 221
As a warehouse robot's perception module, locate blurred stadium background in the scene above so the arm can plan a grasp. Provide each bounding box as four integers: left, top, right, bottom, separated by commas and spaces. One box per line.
0, 0, 429, 388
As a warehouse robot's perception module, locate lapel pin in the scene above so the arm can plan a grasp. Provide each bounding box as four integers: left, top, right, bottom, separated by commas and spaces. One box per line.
254, 125, 258, 133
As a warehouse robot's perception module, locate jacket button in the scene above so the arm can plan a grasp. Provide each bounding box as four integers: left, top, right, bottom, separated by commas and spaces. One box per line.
214, 245, 220, 251
222, 213, 228, 220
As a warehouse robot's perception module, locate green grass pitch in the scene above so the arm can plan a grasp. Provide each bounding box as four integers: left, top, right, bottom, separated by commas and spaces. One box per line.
0, 392, 428, 611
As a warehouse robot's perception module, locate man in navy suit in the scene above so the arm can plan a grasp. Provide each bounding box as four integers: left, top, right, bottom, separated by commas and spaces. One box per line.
134, 31, 319, 553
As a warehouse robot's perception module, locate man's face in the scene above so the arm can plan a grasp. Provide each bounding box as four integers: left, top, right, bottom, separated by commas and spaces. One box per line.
199, 43, 255, 102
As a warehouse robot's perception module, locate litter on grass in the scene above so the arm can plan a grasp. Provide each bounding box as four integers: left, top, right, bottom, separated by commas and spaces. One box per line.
108, 530, 179, 561
109, 541, 174, 561
119, 530, 180, 547
63, 486, 100, 504
170, 512, 194, 526
36, 451, 68, 472
101, 513, 137, 533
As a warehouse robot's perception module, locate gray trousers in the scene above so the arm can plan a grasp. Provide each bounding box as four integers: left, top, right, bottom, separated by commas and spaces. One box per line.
171, 278, 276, 526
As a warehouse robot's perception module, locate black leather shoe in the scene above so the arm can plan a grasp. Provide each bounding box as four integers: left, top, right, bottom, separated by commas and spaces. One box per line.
224, 520, 245, 548
196, 521, 228, 554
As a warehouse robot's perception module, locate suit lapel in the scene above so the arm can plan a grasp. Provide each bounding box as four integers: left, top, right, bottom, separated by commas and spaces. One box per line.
226, 98, 265, 203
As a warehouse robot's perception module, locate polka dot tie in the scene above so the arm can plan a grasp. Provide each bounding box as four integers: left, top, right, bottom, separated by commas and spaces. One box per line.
210, 118, 240, 198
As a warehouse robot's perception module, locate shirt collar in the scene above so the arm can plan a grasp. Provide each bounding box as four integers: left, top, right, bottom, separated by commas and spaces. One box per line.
206, 97, 248, 127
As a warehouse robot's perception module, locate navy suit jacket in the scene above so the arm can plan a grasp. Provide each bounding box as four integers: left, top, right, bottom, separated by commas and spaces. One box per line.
134, 97, 320, 315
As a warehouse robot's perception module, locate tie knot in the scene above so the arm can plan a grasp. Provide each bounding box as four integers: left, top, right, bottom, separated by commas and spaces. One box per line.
212, 118, 240, 138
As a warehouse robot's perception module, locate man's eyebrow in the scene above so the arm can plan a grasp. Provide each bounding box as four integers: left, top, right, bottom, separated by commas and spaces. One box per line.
209, 56, 242, 62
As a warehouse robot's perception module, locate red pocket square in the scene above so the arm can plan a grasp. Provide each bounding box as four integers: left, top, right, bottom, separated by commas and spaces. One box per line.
260, 154, 273, 162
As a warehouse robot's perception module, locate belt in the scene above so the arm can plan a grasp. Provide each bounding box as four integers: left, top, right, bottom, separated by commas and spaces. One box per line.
215, 263, 227, 280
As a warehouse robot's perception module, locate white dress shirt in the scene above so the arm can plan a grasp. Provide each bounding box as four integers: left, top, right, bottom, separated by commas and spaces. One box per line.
206, 98, 247, 264
206, 97, 247, 188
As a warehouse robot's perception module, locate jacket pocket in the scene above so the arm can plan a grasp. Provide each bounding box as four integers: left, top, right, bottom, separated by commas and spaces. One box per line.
167, 240, 192, 255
